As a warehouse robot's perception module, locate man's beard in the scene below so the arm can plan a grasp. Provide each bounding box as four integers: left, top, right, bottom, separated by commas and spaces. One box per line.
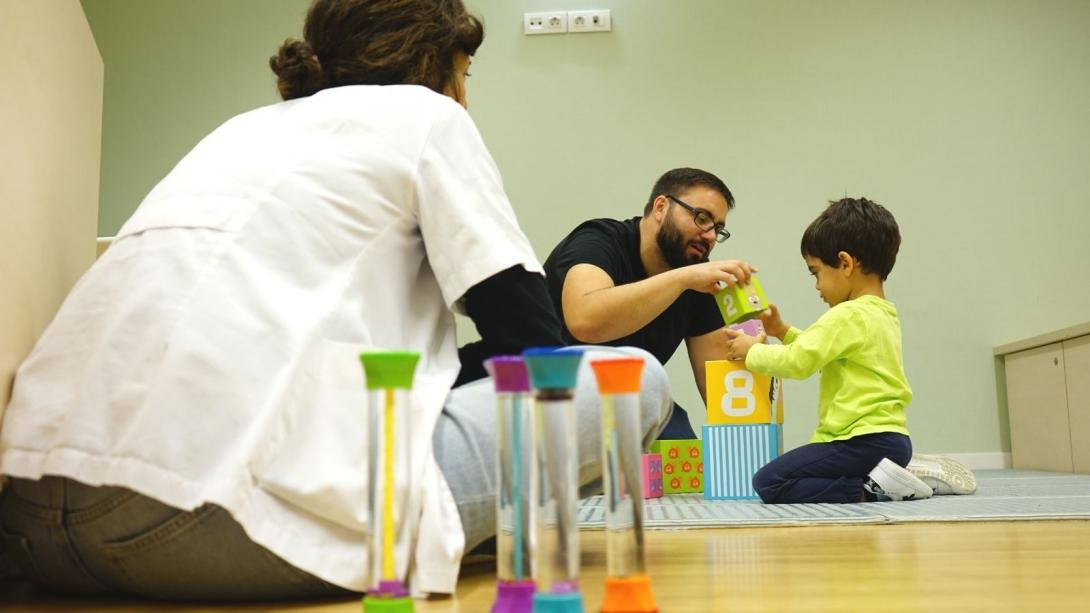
657, 216, 710, 269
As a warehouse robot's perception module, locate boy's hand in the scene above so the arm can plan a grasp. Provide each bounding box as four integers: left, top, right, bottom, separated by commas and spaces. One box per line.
723, 328, 767, 362
759, 304, 790, 340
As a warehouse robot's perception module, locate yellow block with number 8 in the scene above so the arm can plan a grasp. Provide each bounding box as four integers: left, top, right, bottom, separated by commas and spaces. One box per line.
705, 360, 784, 425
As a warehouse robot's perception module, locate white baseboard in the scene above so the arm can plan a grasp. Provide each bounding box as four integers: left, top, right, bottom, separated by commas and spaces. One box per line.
925, 452, 1011, 470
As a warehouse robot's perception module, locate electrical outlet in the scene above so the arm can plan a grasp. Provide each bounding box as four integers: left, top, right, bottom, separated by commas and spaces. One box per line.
524, 11, 567, 35
568, 9, 611, 33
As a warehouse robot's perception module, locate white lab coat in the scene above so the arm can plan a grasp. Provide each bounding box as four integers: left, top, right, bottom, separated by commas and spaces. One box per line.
0, 84, 540, 594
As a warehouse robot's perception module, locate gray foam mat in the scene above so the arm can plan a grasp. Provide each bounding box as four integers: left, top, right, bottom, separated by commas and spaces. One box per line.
578, 469, 1090, 529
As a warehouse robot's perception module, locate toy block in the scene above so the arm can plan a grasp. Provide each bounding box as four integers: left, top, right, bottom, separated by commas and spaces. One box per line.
715, 275, 769, 325
650, 439, 703, 494
730, 319, 764, 338
702, 424, 782, 500
641, 453, 663, 499
706, 360, 784, 425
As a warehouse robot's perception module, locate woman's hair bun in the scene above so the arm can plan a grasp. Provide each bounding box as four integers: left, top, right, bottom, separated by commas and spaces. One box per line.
269, 38, 325, 100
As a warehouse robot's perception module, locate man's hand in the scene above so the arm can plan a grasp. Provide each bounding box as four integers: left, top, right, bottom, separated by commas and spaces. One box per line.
758, 304, 790, 341
723, 327, 767, 361
678, 259, 758, 294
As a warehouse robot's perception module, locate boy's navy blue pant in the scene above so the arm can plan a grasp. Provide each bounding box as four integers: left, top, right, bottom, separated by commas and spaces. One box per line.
753, 432, 913, 504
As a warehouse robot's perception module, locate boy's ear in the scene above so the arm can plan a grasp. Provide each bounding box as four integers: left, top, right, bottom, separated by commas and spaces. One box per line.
837, 251, 855, 275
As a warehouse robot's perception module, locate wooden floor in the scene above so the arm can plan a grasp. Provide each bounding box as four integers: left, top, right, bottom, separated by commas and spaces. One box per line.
5, 520, 1090, 612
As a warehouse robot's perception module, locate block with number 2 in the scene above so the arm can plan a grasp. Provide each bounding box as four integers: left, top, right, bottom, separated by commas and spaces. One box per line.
714, 275, 769, 325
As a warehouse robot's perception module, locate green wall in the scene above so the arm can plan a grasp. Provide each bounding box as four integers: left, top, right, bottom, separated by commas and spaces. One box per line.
83, 0, 1090, 455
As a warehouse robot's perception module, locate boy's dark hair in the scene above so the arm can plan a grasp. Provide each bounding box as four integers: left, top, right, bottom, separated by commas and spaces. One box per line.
271, 0, 484, 101
800, 197, 901, 280
643, 167, 735, 216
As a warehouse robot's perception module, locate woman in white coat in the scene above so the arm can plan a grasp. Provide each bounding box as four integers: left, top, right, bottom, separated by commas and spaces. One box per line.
0, 0, 672, 601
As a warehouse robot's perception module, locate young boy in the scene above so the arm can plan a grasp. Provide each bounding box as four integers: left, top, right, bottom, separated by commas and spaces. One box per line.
724, 197, 932, 503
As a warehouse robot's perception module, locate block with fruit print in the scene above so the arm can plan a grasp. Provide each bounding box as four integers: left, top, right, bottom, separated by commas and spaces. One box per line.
649, 439, 703, 494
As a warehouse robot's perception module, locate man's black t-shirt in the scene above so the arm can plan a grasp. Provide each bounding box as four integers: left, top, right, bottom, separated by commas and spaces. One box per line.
542, 217, 724, 365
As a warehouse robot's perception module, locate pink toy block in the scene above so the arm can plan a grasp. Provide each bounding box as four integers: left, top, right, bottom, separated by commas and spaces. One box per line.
641, 453, 663, 498
730, 319, 764, 337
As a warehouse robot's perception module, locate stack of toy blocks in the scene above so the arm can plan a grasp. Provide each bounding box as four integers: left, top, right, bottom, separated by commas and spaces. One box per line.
649, 439, 703, 494
703, 323, 784, 499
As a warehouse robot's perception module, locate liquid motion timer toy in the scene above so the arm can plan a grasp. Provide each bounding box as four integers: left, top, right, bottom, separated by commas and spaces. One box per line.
359, 351, 420, 613
486, 356, 536, 613
523, 348, 586, 613
590, 357, 658, 613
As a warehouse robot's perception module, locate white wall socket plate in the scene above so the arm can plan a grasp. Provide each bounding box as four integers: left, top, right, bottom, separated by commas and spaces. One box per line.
568, 9, 611, 33
524, 11, 567, 35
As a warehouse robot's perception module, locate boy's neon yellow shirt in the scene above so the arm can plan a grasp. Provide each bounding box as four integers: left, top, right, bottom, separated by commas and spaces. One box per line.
745, 295, 912, 443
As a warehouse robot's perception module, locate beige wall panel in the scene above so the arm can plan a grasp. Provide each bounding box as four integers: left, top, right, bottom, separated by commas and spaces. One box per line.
1005, 343, 1072, 472
0, 0, 103, 419
1063, 335, 1090, 474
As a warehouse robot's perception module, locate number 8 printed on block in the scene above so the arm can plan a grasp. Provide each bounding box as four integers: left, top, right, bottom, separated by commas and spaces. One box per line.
720, 370, 756, 417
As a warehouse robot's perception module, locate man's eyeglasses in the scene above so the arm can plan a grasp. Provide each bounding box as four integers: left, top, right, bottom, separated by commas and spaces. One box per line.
666, 194, 731, 243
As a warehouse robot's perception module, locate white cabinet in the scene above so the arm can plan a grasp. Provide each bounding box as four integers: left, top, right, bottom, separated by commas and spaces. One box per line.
998, 327, 1090, 474
1064, 335, 1090, 473
1005, 343, 1072, 471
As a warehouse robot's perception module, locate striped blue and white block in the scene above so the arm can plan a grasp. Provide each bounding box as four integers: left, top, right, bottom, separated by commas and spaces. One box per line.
703, 424, 782, 500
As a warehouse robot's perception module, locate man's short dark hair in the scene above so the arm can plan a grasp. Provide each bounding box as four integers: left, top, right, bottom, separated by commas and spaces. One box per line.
800, 197, 901, 280
643, 168, 735, 216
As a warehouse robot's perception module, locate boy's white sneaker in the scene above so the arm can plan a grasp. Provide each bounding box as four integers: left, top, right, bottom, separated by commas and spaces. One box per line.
907, 453, 978, 495
864, 458, 934, 501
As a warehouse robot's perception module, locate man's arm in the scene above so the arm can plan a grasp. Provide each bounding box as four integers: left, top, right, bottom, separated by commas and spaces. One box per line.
456, 265, 565, 386
562, 260, 754, 343
562, 264, 685, 343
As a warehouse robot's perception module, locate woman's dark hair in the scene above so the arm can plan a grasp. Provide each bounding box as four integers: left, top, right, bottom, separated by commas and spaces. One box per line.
643, 167, 735, 216
270, 0, 484, 100
800, 197, 901, 280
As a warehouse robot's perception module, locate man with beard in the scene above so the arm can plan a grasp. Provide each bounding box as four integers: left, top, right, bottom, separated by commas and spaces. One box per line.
543, 167, 757, 439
